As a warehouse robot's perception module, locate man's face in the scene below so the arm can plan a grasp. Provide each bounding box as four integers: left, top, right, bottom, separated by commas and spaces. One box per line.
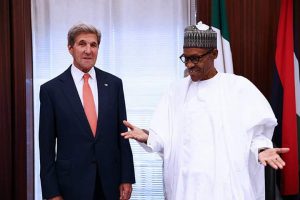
68, 33, 99, 73
181, 48, 217, 81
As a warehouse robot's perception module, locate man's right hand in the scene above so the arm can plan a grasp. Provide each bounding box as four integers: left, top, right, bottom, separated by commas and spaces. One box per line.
121, 120, 148, 143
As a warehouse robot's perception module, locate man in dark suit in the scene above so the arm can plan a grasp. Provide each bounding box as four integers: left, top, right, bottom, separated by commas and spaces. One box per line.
39, 23, 135, 200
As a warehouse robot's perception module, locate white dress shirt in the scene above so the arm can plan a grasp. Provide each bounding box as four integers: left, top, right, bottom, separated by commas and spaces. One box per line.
71, 65, 98, 116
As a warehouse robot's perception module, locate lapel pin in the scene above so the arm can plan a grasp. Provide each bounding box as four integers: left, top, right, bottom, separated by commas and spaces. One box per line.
104, 83, 108, 86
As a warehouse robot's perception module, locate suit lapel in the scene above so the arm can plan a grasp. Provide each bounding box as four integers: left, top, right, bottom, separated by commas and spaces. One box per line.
95, 68, 110, 139
59, 66, 95, 139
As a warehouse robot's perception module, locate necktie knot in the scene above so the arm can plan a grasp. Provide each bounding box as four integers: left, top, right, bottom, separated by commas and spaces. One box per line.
83, 73, 91, 82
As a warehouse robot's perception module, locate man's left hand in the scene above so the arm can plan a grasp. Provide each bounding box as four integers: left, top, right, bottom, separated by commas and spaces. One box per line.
119, 183, 132, 200
258, 148, 290, 169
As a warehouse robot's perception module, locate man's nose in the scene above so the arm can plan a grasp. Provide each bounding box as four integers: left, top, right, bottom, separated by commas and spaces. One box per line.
84, 45, 92, 54
185, 60, 195, 68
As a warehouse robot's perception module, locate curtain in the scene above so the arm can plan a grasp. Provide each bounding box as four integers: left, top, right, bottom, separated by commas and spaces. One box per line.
31, 0, 188, 199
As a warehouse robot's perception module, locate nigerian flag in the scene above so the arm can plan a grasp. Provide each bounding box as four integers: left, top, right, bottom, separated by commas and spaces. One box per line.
211, 0, 233, 73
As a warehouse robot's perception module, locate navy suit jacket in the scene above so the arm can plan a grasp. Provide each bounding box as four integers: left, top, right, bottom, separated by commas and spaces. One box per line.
39, 66, 135, 200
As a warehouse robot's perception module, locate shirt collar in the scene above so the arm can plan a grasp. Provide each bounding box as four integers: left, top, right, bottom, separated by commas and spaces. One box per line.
71, 65, 96, 83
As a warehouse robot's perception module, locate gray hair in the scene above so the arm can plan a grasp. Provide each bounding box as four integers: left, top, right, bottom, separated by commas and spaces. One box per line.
67, 23, 101, 47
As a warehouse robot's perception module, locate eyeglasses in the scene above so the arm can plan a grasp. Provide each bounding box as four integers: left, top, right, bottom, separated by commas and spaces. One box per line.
179, 49, 213, 64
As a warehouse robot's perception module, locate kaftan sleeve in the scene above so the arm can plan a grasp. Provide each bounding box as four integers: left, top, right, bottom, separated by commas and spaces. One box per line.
237, 76, 277, 162
238, 77, 277, 199
249, 125, 273, 164
135, 129, 165, 156
245, 89, 277, 164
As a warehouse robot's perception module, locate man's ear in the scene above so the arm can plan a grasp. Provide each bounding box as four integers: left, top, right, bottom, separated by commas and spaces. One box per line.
212, 48, 218, 59
68, 45, 73, 55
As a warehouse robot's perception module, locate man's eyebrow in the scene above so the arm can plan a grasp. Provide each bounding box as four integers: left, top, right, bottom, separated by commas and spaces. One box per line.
184, 54, 201, 57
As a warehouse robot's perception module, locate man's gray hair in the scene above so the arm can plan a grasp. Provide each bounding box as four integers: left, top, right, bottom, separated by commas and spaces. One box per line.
67, 23, 101, 47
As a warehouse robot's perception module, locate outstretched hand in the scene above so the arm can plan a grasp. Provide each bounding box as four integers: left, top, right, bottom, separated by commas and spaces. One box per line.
258, 148, 290, 169
121, 120, 149, 143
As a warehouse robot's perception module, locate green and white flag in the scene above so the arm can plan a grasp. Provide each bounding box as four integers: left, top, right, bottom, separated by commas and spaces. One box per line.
211, 0, 233, 73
